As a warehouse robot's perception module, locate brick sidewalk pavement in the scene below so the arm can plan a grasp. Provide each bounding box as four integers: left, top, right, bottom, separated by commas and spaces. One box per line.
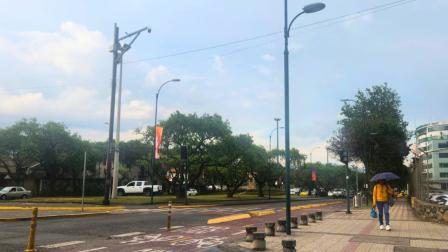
232, 200, 448, 251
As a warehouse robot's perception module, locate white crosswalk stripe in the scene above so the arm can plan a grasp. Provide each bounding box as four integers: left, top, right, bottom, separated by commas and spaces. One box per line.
78, 247, 108, 252
40, 240, 85, 249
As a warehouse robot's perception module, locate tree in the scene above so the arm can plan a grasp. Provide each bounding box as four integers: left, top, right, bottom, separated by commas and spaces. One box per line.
0, 119, 40, 185
329, 84, 410, 182
213, 134, 258, 198
141, 111, 232, 197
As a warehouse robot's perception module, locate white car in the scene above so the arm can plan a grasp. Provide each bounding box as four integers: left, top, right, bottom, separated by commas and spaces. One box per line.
187, 189, 198, 196
290, 188, 301, 195
117, 181, 162, 196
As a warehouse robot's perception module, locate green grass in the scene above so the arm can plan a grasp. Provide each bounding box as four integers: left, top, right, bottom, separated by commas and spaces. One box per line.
12, 191, 294, 205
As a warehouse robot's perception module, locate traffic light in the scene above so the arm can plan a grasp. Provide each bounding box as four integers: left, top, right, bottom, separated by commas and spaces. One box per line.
339, 150, 349, 164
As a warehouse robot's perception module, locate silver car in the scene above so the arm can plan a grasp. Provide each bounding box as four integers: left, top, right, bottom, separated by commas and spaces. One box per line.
0, 186, 32, 200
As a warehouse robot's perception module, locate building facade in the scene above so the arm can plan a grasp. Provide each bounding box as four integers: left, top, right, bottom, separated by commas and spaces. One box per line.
416, 121, 448, 191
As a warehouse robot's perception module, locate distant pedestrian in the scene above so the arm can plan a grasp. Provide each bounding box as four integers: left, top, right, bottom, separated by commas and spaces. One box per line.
372, 179, 394, 231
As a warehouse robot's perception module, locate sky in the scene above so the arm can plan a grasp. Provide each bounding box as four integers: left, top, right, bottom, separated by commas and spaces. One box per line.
0, 0, 447, 164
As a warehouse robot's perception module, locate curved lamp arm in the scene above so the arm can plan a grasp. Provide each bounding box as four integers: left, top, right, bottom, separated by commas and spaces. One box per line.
287, 11, 305, 38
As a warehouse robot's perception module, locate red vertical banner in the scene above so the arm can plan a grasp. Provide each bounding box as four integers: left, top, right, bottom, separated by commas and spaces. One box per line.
155, 126, 164, 159
311, 167, 317, 182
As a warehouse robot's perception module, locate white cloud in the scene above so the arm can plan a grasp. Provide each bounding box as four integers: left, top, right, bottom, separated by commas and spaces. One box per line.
343, 13, 374, 29
0, 21, 108, 75
212, 55, 224, 73
253, 65, 272, 76
289, 41, 304, 53
122, 100, 153, 120
262, 53, 275, 62
144, 65, 170, 87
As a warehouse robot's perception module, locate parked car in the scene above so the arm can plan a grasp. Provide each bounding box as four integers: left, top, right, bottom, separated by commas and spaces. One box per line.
117, 181, 162, 196
187, 188, 198, 196
299, 190, 310, 197
290, 188, 301, 195
328, 189, 345, 198
0, 186, 32, 200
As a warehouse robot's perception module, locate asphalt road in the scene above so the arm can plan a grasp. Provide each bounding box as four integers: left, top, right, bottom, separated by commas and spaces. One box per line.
0, 198, 342, 252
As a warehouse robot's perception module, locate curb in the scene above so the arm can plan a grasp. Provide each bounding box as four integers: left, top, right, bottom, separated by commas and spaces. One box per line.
207, 200, 343, 225
207, 213, 252, 224
0, 206, 124, 211
0, 211, 111, 222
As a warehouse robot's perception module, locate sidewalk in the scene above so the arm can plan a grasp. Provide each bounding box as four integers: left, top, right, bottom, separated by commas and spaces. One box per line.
229, 200, 448, 251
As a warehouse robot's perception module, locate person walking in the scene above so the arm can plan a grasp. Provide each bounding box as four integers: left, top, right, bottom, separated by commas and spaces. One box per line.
372, 179, 394, 231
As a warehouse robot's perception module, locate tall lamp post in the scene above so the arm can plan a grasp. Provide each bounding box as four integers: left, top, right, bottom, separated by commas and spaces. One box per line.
104, 24, 151, 205
283, 1, 325, 234
150, 79, 181, 204
269, 125, 284, 200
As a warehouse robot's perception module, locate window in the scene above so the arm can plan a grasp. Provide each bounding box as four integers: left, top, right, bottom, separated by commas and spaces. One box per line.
440, 173, 448, 178
136, 182, 142, 186
439, 142, 448, 148
439, 153, 448, 158
17, 188, 24, 191
127, 182, 135, 186
442, 183, 448, 190
10, 188, 16, 192
440, 163, 448, 168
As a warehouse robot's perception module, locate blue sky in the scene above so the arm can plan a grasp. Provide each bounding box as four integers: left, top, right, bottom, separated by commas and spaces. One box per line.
0, 0, 446, 163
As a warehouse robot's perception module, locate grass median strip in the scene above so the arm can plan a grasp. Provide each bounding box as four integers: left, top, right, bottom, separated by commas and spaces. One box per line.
0, 211, 111, 222
207, 213, 252, 224
0, 206, 124, 211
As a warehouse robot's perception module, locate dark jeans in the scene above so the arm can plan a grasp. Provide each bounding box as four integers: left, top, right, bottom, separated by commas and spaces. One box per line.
376, 201, 390, 225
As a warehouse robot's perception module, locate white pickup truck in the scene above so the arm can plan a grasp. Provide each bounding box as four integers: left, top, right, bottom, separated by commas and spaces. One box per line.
117, 181, 163, 196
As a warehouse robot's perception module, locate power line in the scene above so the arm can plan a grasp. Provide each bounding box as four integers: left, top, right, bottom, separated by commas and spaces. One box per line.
125, 0, 417, 64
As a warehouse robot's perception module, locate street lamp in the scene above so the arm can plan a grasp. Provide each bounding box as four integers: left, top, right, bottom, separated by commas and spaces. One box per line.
269, 127, 285, 152
283, 1, 325, 235
104, 24, 151, 205
150, 78, 181, 204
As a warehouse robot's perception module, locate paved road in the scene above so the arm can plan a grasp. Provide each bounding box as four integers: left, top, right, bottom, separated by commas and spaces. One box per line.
0, 198, 342, 252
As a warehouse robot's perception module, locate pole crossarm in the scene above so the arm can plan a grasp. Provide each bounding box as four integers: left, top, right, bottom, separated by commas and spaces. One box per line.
287, 12, 305, 38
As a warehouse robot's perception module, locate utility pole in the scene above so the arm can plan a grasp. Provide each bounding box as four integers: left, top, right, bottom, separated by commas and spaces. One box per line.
103, 24, 119, 205
104, 24, 151, 205
111, 57, 123, 199
275, 118, 281, 166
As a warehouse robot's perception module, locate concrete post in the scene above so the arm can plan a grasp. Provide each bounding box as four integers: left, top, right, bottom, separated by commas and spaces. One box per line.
308, 213, 316, 223
276, 219, 286, 232
252, 232, 266, 251
300, 215, 308, 225
282, 239, 296, 252
264, 222, 276, 236
291, 216, 298, 229
245, 226, 257, 242
316, 211, 323, 221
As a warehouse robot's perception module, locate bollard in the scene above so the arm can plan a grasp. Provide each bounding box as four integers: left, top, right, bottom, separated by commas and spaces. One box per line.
252, 232, 266, 251
300, 215, 308, 225
264, 222, 275, 236
245, 226, 257, 242
24, 207, 38, 252
282, 239, 296, 252
291, 217, 298, 229
308, 213, 316, 223
316, 211, 323, 221
167, 201, 172, 231
276, 219, 286, 232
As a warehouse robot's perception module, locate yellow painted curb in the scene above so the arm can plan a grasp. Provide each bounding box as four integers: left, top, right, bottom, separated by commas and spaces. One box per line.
158, 204, 217, 209
207, 213, 251, 224
0, 211, 111, 222
0, 206, 124, 211
248, 209, 275, 217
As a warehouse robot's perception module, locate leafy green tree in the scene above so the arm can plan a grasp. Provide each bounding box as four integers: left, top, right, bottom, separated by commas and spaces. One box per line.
329, 84, 410, 181
0, 119, 40, 185
141, 111, 232, 197
212, 134, 258, 198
